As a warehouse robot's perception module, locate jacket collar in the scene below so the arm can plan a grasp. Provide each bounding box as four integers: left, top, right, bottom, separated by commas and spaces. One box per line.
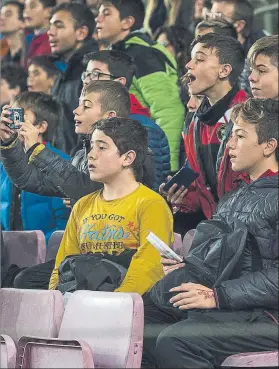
196, 85, 247, 126
63, 39, 99, 78
237, 170, 279, 185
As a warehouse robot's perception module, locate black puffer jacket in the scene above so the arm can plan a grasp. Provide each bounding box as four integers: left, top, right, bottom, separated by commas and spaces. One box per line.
150, 174, 278, 320
0, 137, 155, 202
213, 175, 278, 315
52, 39, 99, 154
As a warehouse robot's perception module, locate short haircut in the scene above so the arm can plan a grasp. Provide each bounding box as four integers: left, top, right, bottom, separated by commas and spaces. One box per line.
191, 33, 245, 86
101, 0, 145, 32
1, 0, 24, 20
1, 63, 27, 93
196, 19, 237, 39
92, 117, 148, 179
231, 98, 279, 162
50, 3, 95, 39
83, 80, 131, 118
13, 91, 62, 142
83, 50, 136, 89
38, 0, 56, 8
248, 35, 279, 69
212, 0, 254, 37
28, 55, 62, 79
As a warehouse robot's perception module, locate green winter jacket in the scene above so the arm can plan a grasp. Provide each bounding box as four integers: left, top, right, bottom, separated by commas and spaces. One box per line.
112, 32, 185, 172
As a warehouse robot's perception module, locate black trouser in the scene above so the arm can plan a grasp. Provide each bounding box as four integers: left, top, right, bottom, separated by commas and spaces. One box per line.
13, 259, 55, 289
142, 294, 279, 368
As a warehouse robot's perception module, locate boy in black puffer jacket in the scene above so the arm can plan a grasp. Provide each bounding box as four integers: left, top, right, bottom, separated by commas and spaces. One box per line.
142, 98, 278, 368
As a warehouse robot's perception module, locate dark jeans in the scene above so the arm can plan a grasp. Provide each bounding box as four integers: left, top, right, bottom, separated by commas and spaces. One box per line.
13, 259, 55, 290
142, 294, 278, 368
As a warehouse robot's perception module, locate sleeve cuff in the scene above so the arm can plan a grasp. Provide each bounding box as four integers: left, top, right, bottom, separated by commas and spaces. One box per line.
214, 286, 228, 309
26, 143, 41, 158
0, 135, 18, 149
28, 144, 45, 163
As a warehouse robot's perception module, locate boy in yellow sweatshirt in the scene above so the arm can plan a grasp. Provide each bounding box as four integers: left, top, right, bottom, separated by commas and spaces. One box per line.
49, 117, 174, 295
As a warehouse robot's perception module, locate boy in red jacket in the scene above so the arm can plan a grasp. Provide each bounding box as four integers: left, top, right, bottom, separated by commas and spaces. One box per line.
160, 33, 247, 221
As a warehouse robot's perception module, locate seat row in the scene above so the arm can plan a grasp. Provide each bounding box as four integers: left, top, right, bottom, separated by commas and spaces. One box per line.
0, 288, 143, 368
2, 229, 194, 271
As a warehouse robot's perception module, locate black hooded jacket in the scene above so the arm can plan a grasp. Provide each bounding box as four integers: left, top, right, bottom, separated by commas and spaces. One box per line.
52, 39, 99, 154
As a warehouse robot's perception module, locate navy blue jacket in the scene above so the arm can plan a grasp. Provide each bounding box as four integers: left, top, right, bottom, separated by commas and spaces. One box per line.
130, 113, 170, 190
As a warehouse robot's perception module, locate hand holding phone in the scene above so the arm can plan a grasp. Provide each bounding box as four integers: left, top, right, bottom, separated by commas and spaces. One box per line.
7, 108, 24, 130
0, 105, 18, 141
163, 164, 199, 192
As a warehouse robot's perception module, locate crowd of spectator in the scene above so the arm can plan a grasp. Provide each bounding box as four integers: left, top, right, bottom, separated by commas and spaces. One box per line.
0, 0, 278, 367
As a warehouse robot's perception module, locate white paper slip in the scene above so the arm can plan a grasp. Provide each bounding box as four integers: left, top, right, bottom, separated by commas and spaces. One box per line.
147, 232, 183, 262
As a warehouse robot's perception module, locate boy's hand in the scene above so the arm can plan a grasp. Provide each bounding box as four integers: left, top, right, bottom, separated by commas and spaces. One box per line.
0, 105, 16, 142
159, 175, 189, 206
18, 119, 40, 150
169, 282, 217, 310
161, 257, 185, 276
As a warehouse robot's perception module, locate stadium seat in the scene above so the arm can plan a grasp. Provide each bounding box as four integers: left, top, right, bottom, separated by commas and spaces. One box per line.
221, 350, 279, 367
3, 230, 46, 268
0, 288, 64, 343
1, 334, 17, 369
181, 229, 196, 258
18, 291, 144, 368
17, 337, 94, 368
172, 233, 183, 254
46, 230, 64, 262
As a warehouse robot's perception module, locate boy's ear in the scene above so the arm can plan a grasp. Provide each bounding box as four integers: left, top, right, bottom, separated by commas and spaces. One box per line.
115, 76, 126, 86
37, 120, 48, 134
122, 150, 136, 168
264, 138, 278, 157
103, 110, 117, 119
76, 25, 89, 42
121, 16, 135, 31
233, 19, 246, 35
219, 64, 233, 80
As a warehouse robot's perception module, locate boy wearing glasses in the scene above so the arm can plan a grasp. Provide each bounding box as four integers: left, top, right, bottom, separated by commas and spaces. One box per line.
210, 0, 266, 56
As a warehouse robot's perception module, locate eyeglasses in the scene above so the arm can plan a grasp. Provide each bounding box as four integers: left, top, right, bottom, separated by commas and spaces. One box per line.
81, 70, 119, 82
204, 10, 236, 25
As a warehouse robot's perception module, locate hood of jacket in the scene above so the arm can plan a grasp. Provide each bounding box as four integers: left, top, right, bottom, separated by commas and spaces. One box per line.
112, 31, 177, 70
196, 85, 247, 126
130, 94, 150, 117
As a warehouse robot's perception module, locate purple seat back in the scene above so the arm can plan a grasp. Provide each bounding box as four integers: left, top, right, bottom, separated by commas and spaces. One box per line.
1, 334, 17, 369
3, 231, 46, 268
182, 229, 196, 258
221, 351, 279, 367
17, 337, 94, 368
172, 233, 183, 254
46, 231, 64, 262
0, 289, 64, 343
58, 291, 144, 368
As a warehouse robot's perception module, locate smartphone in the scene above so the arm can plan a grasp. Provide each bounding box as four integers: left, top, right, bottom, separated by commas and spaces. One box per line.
7, 108, 24, 130
163, 164, 199, 192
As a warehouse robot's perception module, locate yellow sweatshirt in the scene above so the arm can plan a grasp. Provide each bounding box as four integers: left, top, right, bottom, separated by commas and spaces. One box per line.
49, 184, 174, 295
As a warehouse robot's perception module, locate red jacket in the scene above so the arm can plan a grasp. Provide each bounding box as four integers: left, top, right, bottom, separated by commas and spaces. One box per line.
180, 88, 247, 219
25, 32, 51, 66
130, 94, 150, 117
